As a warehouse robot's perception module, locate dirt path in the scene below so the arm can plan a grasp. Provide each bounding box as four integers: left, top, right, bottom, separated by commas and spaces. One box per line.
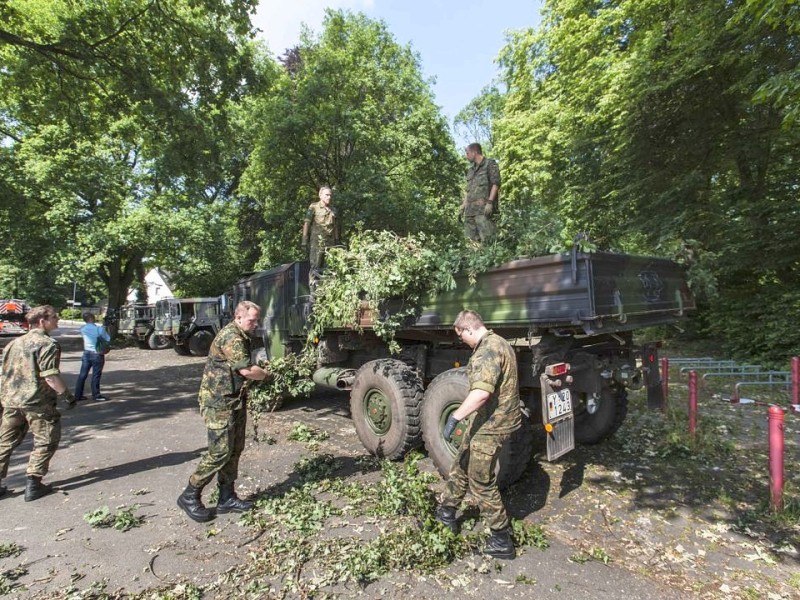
0, 336, 798, 599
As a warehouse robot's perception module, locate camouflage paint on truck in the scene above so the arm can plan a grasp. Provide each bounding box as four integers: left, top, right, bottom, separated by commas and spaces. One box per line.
118, 304, 155, 342
231, 262, 311, 361
375, 251, 694, 336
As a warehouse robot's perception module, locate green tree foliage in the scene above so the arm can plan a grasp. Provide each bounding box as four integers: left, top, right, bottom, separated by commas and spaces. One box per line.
240, 10, 464, 267
453, 84, 505, 152
0, 0, 263, 309
494, 0, 800, 365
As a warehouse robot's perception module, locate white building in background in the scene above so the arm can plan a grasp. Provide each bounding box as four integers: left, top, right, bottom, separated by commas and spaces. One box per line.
126, 268, 173, 304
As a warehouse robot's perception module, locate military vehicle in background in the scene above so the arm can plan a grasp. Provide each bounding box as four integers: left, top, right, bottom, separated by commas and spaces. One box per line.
0, 299, 30, 336
118, 303, 171, 350
233, 247, 695, 485
153, 297, 225, 356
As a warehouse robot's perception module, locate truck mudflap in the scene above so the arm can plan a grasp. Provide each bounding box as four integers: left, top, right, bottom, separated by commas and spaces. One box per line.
540, 363, 575, 461
641, 342, 664, 410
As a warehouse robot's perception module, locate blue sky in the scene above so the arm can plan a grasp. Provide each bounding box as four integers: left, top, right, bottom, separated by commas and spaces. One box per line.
252, 1, 545, 139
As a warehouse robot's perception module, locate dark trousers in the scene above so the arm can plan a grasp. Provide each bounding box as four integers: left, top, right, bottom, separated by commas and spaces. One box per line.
75, 351, 105, 399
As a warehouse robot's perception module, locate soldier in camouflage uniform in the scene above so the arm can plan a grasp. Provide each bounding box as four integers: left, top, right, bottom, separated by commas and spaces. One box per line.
176, 301, 271, 523
301, 186, 339, 288
0, 305, 75, 502
436, 309, 521, 559
460, 143, 500, 244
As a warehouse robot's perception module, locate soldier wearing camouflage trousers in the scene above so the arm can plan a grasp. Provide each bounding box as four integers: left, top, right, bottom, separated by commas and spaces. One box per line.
460, 143, 500, 244
301, 186, 339, 289
437, 309, 522, 559
177, 301, 271, 523
0, 305, 76, 502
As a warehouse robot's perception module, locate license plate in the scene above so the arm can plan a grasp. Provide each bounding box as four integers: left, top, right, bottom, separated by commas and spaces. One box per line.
546, 389, 572, 420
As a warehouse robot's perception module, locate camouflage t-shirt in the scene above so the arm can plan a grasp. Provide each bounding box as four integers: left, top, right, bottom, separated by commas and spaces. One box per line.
304, 201, 338, 244
466, 330, 521, 435
197, 321, 252, 411
0, 328, 61, 409
464, 157, 501, 216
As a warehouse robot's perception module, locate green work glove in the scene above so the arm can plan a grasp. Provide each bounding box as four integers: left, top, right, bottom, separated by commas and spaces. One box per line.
301, 239, 309, 254
483, 202, 494, 217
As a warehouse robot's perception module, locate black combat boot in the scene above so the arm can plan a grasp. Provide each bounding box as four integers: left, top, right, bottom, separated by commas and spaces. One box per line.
177, 482, 214, 522
0, 480, 7, 498
435, 505, 460, 534
484, 526, 516, 560
216, 482, 254, 514
24, 476, 53, 502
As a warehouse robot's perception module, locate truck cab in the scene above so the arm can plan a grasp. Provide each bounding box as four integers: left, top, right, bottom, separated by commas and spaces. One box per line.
154, 297, 224, 356
118, 303, 170, 349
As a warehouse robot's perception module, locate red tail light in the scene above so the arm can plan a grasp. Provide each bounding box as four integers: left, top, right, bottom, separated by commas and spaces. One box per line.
545, 362, 570, 377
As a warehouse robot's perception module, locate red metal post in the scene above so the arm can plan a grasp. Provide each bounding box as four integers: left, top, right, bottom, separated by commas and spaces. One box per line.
768, 405, 785, 513
688, 370, 697, 437
792, 356, 799, 408
661, 357, 669, 407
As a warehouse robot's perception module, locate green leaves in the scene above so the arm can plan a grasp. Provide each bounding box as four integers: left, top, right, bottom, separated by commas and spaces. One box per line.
83, 505, 144, 532
309, 230, 455, 353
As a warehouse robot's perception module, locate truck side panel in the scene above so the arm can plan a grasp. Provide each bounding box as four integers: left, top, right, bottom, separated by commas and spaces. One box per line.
414, 252, 695, 335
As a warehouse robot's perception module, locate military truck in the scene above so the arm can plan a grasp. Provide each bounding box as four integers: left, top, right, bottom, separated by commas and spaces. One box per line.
118, 303, 171, 349
234, 248, 694, 484
153, 297, 224, 356
0, 299, 30, 336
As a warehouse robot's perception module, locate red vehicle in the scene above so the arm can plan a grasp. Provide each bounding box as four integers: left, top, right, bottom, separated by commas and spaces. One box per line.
0, 299, 30, 336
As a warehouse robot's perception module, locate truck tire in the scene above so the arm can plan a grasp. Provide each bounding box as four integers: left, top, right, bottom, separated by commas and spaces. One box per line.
349, 359, 423, 460
147, 332, 172, 350
188, 330, 214, 356
173, 343, 191, 356
421, 368, 533, 488
574, 385, 628, 444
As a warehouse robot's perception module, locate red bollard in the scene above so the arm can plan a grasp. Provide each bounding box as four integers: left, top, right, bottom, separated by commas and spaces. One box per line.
661, 357, 669, 407
768, 405, 785, 513
688, 370, 697, 437
792, 356, 799, 408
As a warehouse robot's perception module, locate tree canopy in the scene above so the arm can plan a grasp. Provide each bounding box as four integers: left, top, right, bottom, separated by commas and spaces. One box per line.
1, 2, 797, 365
489, 0, 800, 365
239, 10, 464, 267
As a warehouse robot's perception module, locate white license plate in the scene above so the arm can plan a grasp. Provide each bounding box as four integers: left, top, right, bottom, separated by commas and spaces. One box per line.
546, 389, 572, 420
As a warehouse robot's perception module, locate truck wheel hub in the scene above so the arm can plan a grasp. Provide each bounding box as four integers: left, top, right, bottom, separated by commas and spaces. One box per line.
364, 389, 391, 435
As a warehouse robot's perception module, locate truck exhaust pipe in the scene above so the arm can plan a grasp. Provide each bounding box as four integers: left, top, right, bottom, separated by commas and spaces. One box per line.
312, 367, 357, 391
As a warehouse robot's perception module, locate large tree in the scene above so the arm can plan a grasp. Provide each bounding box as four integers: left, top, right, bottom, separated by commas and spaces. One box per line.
240, 10, 463, 267
494, 0, 800, 364
0, 0, 262, 309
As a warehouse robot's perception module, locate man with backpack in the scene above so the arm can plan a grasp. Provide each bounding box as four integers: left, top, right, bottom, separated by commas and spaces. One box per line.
75, 312, 112, 402
460, 143, 500, 244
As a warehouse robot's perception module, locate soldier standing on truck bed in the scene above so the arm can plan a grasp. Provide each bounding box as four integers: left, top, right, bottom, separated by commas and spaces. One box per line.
436, 309, 521, 559
301, 186, 340, 289
460, 143, 500, 244
176, 301, 271, 523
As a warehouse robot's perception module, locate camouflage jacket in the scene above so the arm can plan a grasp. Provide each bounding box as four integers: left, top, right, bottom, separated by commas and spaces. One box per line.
466, 330, 521, 435
304, 201, 338, 244
464, 157, 501, 216
197, 321, 252, 411
0, 328, 61, 409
